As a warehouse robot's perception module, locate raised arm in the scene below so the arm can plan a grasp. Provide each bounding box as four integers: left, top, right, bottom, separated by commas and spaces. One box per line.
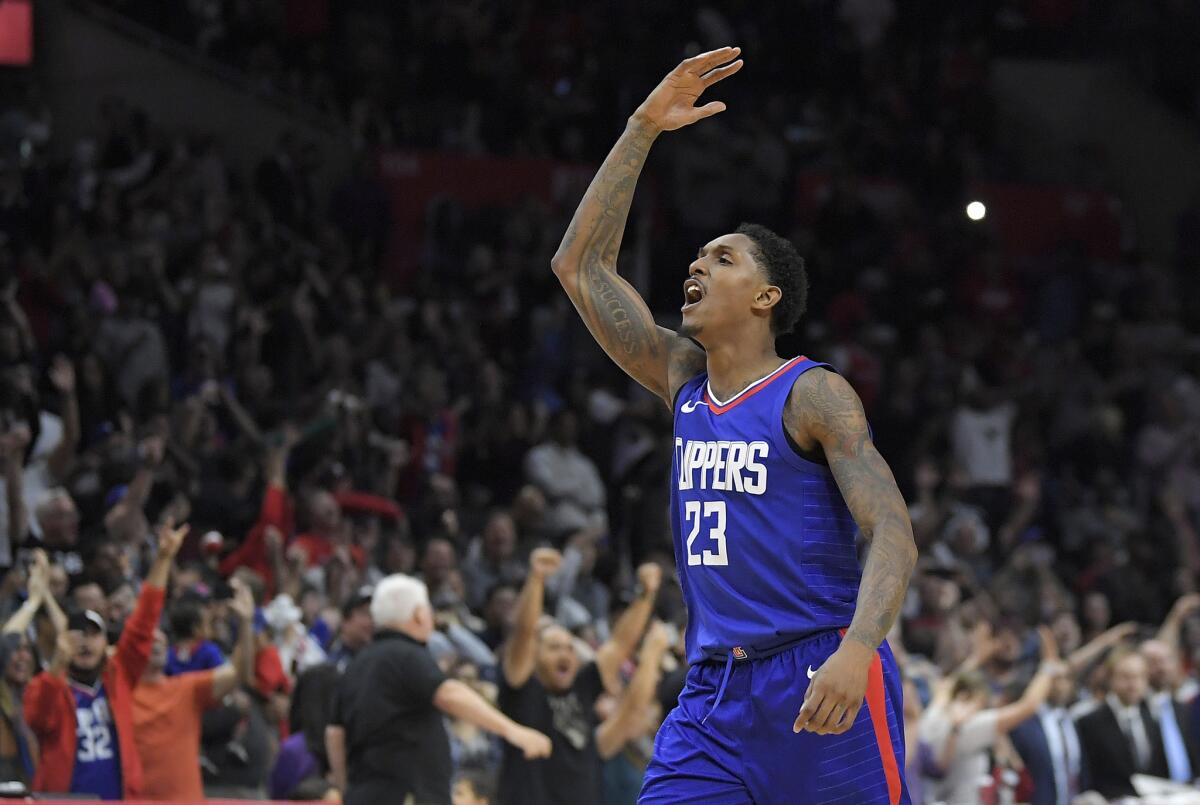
1, 280, 34, 358
3, 550, 49, 635
218, 383, 265, 445
1067, 620, 1137, 676
116, 520, 187, 680
104, 435, 163, 541
596, 620, 671, 759
45, 356, 79, 484
551, 48, 743, 405
211, 580, 257, 700
501, 548, 560, 688
1157, 593, 1200, 655
991, 627, 1064, 734
218, 435, 295, 588
595, 562, 662, 695
788, 369, 917, 736
1, 425, 30, 548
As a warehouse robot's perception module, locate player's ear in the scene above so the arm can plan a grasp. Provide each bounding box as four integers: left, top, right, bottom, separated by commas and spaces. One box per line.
753, 285, 781, 314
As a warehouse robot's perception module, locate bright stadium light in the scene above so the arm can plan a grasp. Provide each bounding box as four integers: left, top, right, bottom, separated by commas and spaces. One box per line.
966, 201, 987, 221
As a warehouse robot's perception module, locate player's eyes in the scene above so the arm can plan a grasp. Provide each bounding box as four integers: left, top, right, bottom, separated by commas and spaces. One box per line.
718, 256, 731, 265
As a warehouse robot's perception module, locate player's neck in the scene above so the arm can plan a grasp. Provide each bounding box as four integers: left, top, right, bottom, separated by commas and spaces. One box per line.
704, 340, 786, 402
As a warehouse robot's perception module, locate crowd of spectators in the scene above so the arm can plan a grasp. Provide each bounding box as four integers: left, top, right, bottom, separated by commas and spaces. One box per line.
96, 0, 1200, 131
0, 0, 1198, 803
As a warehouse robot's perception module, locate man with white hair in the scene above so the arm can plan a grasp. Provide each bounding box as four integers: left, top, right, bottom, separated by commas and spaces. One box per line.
1140, 593, 1200, 785
326, 574, 551, 805
29, 488, 83, 576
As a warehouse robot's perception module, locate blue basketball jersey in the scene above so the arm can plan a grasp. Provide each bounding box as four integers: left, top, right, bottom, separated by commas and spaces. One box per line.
69, 680, 122, 800
670, 355, 861, 665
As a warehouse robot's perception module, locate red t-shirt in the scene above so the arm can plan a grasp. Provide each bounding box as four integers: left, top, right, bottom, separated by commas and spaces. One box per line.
290, 533, 364, 568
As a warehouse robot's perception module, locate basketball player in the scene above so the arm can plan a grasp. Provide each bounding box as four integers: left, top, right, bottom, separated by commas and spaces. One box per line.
550, 47, 917, 804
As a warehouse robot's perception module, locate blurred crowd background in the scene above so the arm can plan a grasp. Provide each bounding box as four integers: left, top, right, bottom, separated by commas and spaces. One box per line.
1, 0, 1200, 803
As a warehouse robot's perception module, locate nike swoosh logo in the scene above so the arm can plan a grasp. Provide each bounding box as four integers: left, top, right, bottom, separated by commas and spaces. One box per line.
807, 665, 818, 679
680, 400, 704, 413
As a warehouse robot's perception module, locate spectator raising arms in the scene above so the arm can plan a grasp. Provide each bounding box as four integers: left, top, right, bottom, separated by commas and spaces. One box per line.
498, 548, 662, 805
919, 626, 1066, 804
132, 577, 257, 799
23, 519, 187, 800
0, 552, 53, 788
2, 3, 1200, 802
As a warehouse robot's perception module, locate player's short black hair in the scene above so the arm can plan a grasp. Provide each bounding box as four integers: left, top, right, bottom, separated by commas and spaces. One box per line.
735, 223, 808, 335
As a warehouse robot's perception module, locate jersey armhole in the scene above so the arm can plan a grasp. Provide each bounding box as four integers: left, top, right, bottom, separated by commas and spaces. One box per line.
670, 380, 686, 413
770, 363, 836, 475
784, 425, 828, 467
667, 337, 706, 413
670, 370, 705, 415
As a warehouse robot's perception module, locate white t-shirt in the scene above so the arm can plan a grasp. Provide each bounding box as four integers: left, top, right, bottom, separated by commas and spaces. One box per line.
0, 411, 63, 566
919, 706, 1001, 804
950, 402, 1017, 487
524, 442, 608, 535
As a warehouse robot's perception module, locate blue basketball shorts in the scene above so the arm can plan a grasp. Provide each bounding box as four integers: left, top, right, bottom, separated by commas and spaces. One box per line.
639, 630, 910, 805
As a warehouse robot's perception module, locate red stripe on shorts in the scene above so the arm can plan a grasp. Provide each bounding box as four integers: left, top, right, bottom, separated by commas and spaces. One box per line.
865, 651, 902, 805
837, 629, 901, 805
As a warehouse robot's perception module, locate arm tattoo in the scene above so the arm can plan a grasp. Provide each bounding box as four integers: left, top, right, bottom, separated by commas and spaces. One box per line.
554, 121, 703, 401
785, 369, 917, 650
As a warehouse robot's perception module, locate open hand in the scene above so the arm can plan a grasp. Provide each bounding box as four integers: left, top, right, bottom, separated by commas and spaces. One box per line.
632, 47, 743, 133
793, 639, 874, 736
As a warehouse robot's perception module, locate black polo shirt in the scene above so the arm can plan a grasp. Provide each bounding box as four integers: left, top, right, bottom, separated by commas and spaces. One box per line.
331, 630, 450, 804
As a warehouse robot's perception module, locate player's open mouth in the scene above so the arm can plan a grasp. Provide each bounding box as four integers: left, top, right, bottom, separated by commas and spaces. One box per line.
682, 278, 705, 312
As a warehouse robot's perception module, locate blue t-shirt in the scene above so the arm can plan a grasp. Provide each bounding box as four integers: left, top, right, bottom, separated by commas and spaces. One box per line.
69, 681, 122, 800
165, 640, 225, 676
309, 617, 333, 648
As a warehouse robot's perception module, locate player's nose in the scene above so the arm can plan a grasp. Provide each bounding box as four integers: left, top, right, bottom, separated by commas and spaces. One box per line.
688, 260, 706, 277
